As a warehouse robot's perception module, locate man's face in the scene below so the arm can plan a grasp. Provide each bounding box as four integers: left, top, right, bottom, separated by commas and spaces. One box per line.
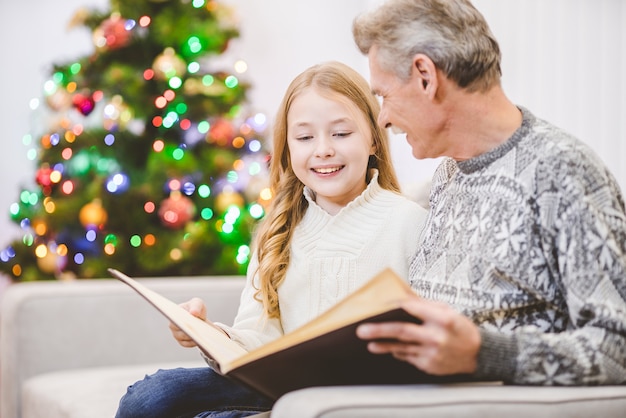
368, 46, 441, 160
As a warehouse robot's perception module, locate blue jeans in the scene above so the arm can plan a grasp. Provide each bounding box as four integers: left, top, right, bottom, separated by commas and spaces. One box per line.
115, 367, 273, 418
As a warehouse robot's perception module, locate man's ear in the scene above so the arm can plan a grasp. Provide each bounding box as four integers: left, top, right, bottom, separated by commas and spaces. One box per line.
412, 54, 438, 99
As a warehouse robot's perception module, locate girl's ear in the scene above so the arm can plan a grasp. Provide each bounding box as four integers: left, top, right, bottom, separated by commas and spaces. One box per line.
412, 53, 438, 99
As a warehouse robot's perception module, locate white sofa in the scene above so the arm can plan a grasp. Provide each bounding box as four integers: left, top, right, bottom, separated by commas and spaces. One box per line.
1, 276, 625, 418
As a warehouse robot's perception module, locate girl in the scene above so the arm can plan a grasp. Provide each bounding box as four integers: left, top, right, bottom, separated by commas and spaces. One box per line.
116, 61, 427, 418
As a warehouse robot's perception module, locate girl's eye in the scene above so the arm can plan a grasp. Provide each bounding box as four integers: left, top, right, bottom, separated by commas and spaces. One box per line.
295, 135, 313, 141
334, 131, 352, 138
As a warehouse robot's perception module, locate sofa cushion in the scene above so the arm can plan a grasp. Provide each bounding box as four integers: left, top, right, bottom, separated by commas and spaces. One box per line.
21, 361, 204, 418
1, 277, 245, 418
271, 383, 626, 418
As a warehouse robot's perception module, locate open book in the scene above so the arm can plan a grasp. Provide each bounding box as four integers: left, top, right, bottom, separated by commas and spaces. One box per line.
109, 267, 471, 400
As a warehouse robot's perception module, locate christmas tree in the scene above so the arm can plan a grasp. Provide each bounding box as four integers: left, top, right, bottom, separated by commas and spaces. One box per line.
0, 0, 271, 281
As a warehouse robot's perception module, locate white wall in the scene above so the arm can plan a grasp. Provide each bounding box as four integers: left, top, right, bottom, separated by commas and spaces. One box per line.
1, 0, 625, 250
0, 0, 107, 248
475, 0, 626, 190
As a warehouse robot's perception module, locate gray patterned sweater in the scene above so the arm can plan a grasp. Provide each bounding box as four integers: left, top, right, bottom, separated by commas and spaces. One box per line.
409, 107, 626, 385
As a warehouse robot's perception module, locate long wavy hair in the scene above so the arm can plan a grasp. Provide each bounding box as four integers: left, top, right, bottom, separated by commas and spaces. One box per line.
251, 61, 401, 319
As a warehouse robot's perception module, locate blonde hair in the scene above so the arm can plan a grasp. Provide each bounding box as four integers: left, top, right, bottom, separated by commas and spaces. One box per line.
252, 61, 400, 319
353, 0, 501, 92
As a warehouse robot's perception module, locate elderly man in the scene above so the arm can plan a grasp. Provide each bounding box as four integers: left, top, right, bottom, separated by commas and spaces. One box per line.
354, 0, 626, 385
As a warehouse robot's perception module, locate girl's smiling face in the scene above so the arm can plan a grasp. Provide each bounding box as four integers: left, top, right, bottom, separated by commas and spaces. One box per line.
287, 87, 375, 215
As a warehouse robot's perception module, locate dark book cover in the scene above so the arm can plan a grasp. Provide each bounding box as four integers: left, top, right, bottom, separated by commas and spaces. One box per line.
228, 308, 472, 400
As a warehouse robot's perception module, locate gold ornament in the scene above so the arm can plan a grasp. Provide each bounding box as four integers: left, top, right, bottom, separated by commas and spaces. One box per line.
79, 199, 108, 227
36, 247, 66, 274
45, 88, 72, 111
215, 189, 244, 213
103, 95, 132, 130
152, 47, 186, 80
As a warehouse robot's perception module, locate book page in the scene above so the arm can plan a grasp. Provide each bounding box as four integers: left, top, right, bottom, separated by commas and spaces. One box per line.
108, 268, 247, 370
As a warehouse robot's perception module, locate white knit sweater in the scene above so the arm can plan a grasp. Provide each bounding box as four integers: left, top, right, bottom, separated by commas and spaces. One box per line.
218, 171, 428, 351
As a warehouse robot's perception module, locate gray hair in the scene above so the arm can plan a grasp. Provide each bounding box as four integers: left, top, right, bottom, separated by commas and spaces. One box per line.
353, 0, 501, 92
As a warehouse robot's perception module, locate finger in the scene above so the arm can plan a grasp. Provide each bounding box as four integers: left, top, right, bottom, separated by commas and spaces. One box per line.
366, 339, 420, 355
171, 327, 191, 340
366, 341, 431, 372
400, 296, 455, 327
180, 297, 207, 321
169, 298, 207, 334
177, 339, 198, 348
171, 328, 197, 347
168, 320, 182, 333
357, 321, 428, 344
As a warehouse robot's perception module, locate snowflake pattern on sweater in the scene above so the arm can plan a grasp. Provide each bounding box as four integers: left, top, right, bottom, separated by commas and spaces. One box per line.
409, 107, 626, 385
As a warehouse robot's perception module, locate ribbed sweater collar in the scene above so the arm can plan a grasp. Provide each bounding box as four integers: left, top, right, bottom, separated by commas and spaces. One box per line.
456, 106, 533, 174
298, 170, 399, 252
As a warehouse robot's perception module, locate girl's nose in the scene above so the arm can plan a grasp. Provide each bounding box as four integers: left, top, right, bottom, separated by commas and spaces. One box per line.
315, 136, 335, 157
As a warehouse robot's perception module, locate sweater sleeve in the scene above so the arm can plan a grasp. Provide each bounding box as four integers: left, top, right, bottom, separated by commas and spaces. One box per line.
476, 154, 626, 385
213, 253, 284, 351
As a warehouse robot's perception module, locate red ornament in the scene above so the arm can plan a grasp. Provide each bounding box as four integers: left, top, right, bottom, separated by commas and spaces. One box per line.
158, 194, 196, 229
94, 15, 131, 50
208, 119, 235, 146
35, 166, 53, 187
72, 92, 96, 116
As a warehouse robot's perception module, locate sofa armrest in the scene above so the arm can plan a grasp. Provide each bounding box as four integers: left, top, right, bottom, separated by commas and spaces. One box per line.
271, 384, 626, 417
0, 276, 245, 418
